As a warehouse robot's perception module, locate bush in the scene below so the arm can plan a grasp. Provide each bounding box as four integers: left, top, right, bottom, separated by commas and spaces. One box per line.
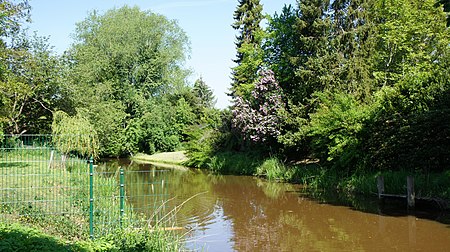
306, 91, 374, 170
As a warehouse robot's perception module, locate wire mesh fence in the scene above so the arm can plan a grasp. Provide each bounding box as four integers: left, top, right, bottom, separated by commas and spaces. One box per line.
0, 134, 170, 239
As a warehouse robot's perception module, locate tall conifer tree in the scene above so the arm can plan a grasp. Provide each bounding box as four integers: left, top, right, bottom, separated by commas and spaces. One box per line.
231, 0, 264, 98
328, 0, 377, 98
193, 77, 216, 109
264, 1, 332, 104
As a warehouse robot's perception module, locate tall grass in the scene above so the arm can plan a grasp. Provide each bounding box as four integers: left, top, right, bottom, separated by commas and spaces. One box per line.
208, 151, 263, 175
255, 157, 293, 181
339, 170, 450, 199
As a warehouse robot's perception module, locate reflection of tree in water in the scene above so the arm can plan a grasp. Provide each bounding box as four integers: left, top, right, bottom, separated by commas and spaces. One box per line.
210, 176, 289, 251
119, 162, 218, 228
101, 160, 450, 251
210, 177, 367, 251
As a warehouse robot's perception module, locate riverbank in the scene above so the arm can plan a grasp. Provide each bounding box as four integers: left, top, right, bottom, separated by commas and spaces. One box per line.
184, 150, 450, 207
129, 150, 450, 208
0, 150, 185, 251
0, 222, 182, 252
131, 151, 188, 166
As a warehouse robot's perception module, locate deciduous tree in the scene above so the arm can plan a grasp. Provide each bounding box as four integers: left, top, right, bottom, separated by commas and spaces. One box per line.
61, 6, 191, 156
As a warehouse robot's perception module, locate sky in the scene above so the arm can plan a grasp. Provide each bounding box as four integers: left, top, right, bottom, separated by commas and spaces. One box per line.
27, 0, 296, 109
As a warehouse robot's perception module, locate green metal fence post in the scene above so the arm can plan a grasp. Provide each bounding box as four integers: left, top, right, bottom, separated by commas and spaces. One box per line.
119, 167, 124, 227
89, 156, 94, 240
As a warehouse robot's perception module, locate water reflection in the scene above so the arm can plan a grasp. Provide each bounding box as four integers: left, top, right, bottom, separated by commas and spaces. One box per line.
105, 159, 450, 251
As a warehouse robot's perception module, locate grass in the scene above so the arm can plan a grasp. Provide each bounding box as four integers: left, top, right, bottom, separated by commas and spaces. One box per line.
338, 170, 450, 200
206, 151, 263, 175
0, 148, 185, 251
198, 151, 450, 204
255, 157, 294, 182
0, 222, 183, 252
0, 222, 88, 252
132, 152, 188, 166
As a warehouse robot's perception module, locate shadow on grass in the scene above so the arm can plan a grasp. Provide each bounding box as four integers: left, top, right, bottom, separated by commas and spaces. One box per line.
0, 223, 87, 252
0, 162, 30, 168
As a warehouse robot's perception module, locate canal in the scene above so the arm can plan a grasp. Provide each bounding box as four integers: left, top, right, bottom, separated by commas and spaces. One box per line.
110, 160, 450, 251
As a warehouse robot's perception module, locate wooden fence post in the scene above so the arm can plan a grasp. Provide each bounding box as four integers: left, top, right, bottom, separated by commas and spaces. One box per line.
407, 176, 415, 208
377, 176, 385, 199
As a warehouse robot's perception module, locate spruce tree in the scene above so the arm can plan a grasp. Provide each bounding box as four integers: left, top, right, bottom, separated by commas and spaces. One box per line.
293, 0, 332, 102
231, 0, 264, 98
328, 0, 377, 98
193, 77, 216, 109
264, 1, 332, 104
437, 0, 450, 26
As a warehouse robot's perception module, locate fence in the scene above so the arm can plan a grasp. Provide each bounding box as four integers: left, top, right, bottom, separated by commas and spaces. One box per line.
0, 134, 170, 239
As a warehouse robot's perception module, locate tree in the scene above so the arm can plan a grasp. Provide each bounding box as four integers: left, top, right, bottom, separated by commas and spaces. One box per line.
52, 110, 99, 158
0, 0, 30, 38
70, 6, 190, 112
231, 0, 264, 98
265, 1, 332, 104
63, 6, 191, 156
372, 0, 449, 90
0, 0, 31, 134
193, 77, 216, 109
0, 32, 65, 135
264, 5, 300, 98
437, 0, 450, 26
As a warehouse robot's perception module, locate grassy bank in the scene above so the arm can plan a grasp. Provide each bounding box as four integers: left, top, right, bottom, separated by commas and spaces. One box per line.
190, 151, 450, 203
0, 222, 182, 252
131, 152, 188, 166
0, 149, 184, 251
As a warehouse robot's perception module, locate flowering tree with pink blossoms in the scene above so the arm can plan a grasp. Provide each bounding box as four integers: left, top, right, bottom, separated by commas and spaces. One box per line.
232, 69, 285, 144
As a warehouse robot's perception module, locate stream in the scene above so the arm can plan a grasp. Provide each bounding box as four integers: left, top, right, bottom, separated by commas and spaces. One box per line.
106, 159, 450, 251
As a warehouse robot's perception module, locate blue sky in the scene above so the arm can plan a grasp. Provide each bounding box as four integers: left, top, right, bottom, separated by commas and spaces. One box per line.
28, 0, 296, 108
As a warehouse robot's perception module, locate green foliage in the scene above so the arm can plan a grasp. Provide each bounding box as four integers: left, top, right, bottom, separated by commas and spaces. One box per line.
76, 100, 127, 157
0, 32, 67, 135
0, 1, 30, 38
231, 35, 265, 98
231, 0, 265, 98
0, 149, 185, 250
0, 223, 87, 252
0, 222, 183, 252
208, 151, 263, 175
62, 6, 192, 156
307, 92, 374, 166
184, 108, 227, 168
139, 98, 195, 154
52, 110, 99, 158
193, 77, 216, 109
265, 1, 332, 103
99, 228, 182, 252
338, 170, 450, 200
71, 6, 190, 102
361, 107, 450, 173
255, 157, 294, 181
372, 0, 449, 88
184, 126, 216, 168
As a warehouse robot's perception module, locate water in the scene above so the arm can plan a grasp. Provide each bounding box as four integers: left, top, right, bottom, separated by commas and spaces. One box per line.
110, 160, 450, 251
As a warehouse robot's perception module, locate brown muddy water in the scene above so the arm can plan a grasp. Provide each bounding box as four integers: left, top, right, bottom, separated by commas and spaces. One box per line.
110, 160, 450, 251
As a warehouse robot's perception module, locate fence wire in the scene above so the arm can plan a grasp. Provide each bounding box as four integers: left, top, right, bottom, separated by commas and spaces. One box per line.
0, 134, 170, 239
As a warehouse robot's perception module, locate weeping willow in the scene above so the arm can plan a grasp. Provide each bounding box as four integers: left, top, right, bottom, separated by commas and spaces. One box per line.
52, 110, 99, 159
